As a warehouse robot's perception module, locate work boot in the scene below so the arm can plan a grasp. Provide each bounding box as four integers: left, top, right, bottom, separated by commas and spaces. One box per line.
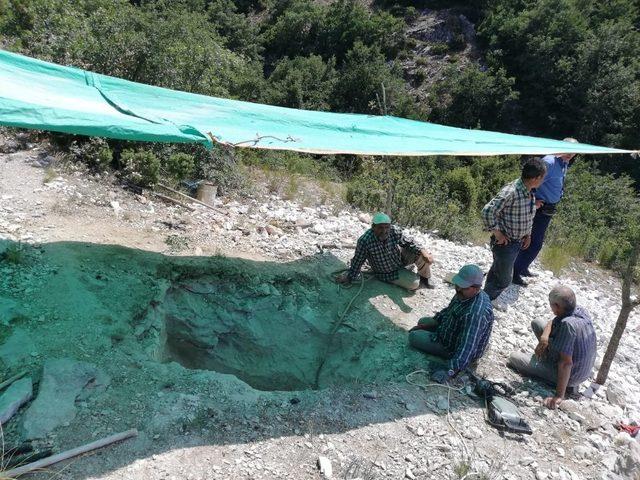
512, 274, 528, 287
521, 269, 538, 278
420, 276, 435, 289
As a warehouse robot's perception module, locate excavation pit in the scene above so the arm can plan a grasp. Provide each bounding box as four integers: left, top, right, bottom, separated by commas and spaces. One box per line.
151, 260, 421, 392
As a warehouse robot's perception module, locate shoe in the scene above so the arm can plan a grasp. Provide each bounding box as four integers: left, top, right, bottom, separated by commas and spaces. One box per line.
521, 269, 538, 277
420, 276, 435, 289
512, 275, 528, 287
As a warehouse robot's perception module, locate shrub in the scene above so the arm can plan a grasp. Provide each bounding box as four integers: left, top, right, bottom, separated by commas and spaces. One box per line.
121, 149, 160, 187
165, 153, 195, 181
442, 167, 478, 212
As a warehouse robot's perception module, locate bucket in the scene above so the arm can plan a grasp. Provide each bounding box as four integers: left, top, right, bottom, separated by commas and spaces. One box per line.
196, 181, 217, 206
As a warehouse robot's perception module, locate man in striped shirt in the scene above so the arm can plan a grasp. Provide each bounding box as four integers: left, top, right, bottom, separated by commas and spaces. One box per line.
336, 212, 434, 290
481, 158, 547, 300
409, 265, 494, 383
507, 285, 597, 409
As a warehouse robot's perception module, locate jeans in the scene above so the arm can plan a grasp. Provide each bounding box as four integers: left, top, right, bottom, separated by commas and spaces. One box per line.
484, 238, 522, 300
513, 210, 553, 277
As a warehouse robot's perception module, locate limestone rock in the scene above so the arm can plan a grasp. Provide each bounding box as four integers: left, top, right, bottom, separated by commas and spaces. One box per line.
22, 358, 109, 439
614, 441, 640, 479
606, 382, 627, 407
0, 377, 33, 424
317, 456, 332, 478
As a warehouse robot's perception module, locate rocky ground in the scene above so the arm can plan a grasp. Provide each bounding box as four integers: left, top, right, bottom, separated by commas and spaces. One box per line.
0, 138, 639, 480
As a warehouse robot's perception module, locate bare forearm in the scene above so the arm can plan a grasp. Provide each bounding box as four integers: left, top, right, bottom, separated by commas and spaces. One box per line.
555, 361, 573, 398
541, 320, 553, 341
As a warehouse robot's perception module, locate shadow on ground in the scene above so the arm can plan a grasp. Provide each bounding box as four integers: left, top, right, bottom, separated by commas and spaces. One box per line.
0, 239, 485, 479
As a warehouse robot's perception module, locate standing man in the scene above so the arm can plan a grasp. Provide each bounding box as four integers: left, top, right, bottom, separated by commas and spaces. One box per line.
507, 285, 597, 409
409, 264, 494, 383
481, 158, 547, 301
336, 212, 434, 290
512, 138, 579, 286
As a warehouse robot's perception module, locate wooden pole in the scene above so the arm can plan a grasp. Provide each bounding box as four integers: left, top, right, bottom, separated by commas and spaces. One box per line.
157, 183, 225, 213
151, 192, 196, 211
3, 429, 138, 478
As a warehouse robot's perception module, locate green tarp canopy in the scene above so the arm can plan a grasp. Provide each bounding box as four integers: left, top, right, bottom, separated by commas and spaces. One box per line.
0, 49, 636, 157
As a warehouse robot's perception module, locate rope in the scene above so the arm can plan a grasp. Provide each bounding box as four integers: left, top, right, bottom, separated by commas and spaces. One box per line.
405, 370, 471, 462
314, 273, 368, 388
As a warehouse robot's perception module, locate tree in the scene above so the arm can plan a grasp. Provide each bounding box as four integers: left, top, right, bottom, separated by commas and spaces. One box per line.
594, 227, 640, 386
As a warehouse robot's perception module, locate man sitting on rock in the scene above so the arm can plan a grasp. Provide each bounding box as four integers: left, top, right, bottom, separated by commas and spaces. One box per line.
336, 212, 434, 290
507, 285, 597, 409
409, 265, 494, 383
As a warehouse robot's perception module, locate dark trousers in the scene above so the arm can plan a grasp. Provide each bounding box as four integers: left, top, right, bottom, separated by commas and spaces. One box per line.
484, 238, 522, 300
513, 210, 553, 277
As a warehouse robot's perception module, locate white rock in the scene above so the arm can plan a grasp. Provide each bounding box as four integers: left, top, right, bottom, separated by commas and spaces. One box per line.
317, 456, 332, 478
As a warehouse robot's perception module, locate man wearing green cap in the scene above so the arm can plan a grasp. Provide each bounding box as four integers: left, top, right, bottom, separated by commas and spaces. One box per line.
336, 212, 434, 290
409, 264, 494, 383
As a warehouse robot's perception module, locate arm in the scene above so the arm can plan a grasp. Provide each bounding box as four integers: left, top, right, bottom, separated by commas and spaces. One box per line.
397, 226, 422, 257
534, 320, 553, 358
543, 321, 576, 409
346, 237, 368, 282
544, 353, 573, 409
481, 186, 514, 244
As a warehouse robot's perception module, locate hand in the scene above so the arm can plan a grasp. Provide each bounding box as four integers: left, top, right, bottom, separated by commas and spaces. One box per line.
421, 250, 434, 264
522, 235, 531, 250
543, 396, 563, 409
534, 339, 549, 359
335, 272, 350, 284
431, 369, 450, 384
493, 230, 508, 245
535, 200, 544, 209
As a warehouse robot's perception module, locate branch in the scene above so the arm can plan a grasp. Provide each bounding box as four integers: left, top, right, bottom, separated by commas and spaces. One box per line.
207, 131, 299, 148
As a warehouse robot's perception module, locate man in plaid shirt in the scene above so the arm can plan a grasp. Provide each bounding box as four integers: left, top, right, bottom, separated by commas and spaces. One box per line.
481, 158, 547, 300
336, 212, 434, 290
409, 265, 494, 383
507, 285, 596, 409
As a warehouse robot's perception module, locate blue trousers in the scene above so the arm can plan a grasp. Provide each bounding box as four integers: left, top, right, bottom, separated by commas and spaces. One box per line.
513, 211, 553, 277
484, 238, 522, 300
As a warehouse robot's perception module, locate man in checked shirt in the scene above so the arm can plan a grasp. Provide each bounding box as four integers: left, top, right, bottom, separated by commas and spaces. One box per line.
481, 158, 547, 300
409, 264, 494, 383
336, 212, 435, 290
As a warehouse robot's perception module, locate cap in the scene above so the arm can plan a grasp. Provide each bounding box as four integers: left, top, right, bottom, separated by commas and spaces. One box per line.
372, 212, 391, 225
451, 264, 484, 288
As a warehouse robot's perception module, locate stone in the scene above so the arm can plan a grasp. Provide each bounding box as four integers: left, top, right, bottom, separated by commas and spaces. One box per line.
0, 329, 36, 369
436, 396, 449, 411
614, 441, 640, 478
606, 383, 627, 407
0, 377, 33, 424
317, 456, 332, 478
22, 358, 110, 439
405, 467, 416, 479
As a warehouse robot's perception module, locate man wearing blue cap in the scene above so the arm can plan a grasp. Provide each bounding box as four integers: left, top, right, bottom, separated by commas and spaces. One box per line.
336, 212, 434, 290
409, 264, 494, 383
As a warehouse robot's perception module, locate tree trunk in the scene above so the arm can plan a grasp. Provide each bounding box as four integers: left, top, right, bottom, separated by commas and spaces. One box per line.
595, 242, 640, 386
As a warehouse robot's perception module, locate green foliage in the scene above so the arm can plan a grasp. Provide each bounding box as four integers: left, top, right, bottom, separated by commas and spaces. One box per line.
478, 0, 640, 149
265, 55, 337, 110
68, 137, 112, 171
332, 41, 408, 114
546, 162, 640, 270
442, 167, 478, 211
121, 149, 160, 187
164, 153, 195, 181
198, 147, 247, 195
346, 157, 479, 241
429, 65, 517, 130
